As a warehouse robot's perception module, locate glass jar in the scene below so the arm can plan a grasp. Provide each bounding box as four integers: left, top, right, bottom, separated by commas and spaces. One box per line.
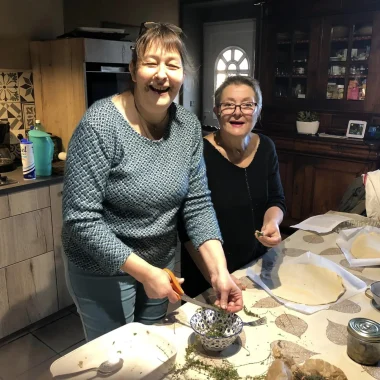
337, 85, 344, 99
347, 318, 380, 365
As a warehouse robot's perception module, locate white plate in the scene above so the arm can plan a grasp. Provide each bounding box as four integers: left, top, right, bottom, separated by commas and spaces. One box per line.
50, 322, 177, 380
337, 226, 380, 267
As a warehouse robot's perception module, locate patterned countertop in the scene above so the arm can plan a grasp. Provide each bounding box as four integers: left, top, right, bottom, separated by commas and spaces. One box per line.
161, 212, 380, 379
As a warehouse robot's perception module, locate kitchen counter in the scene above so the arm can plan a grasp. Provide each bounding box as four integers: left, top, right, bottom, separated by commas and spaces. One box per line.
0, 166, 63, 194
50, 211, 380, 379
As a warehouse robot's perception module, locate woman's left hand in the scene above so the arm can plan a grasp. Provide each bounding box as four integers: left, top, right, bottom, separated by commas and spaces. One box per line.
256, 220, 282, 248
211, 270, 244, 313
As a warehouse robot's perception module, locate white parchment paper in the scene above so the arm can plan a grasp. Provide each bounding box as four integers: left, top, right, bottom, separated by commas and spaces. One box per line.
291, 214, 351, 233
247, 252, 366, 314
336, 226, 380, 267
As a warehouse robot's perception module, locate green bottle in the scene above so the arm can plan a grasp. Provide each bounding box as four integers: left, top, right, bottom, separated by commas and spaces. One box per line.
34, 120, 46, 132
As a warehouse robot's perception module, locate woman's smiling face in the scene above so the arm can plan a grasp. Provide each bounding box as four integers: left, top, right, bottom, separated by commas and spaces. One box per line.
214, 84, 257, 137
132, 44, 184, 112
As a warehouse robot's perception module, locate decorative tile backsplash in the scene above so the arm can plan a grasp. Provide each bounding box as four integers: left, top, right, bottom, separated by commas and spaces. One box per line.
0, 70, 35, 137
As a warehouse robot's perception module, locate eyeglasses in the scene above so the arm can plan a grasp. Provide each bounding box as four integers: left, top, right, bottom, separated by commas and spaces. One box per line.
218, 102, 257, 115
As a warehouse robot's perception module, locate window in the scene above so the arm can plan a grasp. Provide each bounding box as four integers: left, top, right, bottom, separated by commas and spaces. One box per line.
215, 47, 251, 90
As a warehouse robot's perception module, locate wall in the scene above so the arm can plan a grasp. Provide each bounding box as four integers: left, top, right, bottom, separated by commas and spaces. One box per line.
64, 0, 179, 32
0, 0, 64, 69
181, 0, 263, 119
181, 6, 203, 118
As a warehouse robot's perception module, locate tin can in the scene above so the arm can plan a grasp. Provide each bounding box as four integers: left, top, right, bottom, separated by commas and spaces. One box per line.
20, 139, 36, 180
347, 318, 380, 365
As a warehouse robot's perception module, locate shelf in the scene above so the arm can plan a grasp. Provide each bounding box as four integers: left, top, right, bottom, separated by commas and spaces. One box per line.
331, 38, 349, 42
350, 59, 369, 63
86, 71, 130, 74
329, 59, 347, 63
293, 60, 308, 63
275, 75, 290, 78
349, 75, 368, 78
353, 36, 372, 41
277, 41, 291, 45
292, 75, 307, 78
295, 40, 309, 44
328, 75, 346, 79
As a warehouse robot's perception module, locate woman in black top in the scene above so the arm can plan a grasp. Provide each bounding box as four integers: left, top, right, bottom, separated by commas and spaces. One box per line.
180, 75, 286, 298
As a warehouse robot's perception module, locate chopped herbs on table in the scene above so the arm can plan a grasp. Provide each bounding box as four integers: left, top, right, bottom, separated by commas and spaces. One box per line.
244, 306, 261, 318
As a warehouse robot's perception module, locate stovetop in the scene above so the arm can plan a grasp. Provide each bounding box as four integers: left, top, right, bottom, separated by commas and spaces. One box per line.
0, 174, 18, 186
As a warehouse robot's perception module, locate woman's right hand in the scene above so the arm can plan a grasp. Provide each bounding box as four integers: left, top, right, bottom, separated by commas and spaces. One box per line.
141, 267, 184, 303
231, 274, 247, 291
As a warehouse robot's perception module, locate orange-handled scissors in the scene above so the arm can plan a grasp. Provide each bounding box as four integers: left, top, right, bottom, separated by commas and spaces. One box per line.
163, 268, 220, 312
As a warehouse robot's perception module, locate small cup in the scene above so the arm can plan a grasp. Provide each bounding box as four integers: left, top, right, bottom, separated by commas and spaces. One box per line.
365, 281, 380, 306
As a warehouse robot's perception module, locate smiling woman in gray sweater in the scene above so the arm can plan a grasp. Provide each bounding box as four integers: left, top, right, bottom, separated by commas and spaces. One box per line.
62, 22, 243, 341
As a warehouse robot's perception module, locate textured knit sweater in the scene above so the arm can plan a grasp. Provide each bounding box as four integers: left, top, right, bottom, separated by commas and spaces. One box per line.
62, 96, 222, 275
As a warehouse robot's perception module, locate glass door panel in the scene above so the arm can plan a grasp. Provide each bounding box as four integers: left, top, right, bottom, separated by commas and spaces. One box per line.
326, 22, 372, 101
274, 28, 310, 99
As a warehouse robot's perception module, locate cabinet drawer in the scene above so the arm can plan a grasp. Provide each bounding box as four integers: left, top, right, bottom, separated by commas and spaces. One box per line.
8, 187, 50, 216
0, 194, 10, 219
50, 183, 72, 309
0, 268, 8, 338
2, 251, 58, 337
0, 208, 53, 268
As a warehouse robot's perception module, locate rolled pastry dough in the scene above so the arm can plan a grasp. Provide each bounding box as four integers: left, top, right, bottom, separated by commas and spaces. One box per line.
351, 232, 380, 259
262, 264, 345, 305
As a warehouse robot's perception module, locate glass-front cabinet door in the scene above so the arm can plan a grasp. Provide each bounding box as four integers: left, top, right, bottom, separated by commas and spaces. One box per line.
274, 27, 310, 99
321, 13, 374, 108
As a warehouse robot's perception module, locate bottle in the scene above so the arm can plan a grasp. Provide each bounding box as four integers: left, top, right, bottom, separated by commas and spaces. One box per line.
34, 120, 46, 132
20, 139, 36, 180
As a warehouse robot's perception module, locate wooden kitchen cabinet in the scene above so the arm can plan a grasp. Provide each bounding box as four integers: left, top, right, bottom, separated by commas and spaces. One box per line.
0, 268, 8, 338
0, 194, 9, 219
261, 10, 380, 114
7, 186, 50, 216
291, 156, 370, 220
50, 183, 72, 310
30, 38, 133, 151
271, 134, 379, 227
4, 251, 58, 337
0, 179, 72, 339
0, 208, 53, 268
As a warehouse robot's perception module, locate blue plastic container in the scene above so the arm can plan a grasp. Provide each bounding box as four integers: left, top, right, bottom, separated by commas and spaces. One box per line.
28, 130, 54, 176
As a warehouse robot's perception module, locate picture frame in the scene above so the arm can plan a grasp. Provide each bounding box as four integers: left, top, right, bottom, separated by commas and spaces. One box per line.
364, 125, 380, 141
346, 120, 367, 139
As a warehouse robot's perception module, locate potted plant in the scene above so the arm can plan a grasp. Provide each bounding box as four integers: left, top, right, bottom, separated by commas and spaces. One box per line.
296, 111, 320, 135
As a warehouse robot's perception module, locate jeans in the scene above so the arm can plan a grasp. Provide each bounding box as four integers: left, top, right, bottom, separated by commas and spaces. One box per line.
63, 255, 175, 341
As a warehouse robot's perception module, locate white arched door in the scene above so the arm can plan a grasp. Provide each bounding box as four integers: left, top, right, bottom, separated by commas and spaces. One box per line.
203, 20, 256, 127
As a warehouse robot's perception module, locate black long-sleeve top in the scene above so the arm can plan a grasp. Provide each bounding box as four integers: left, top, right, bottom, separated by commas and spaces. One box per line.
179, 133, 286, 297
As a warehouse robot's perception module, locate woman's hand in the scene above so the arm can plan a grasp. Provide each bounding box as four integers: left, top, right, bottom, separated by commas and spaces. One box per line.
141, 267, 184, 303
231, 274, 247, 291
211, 270, 244, 313
256, 220, 282, 248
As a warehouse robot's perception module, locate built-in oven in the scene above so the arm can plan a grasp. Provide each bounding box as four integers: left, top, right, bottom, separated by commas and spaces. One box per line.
85, 63, 131, 107
83, 39, 133, 107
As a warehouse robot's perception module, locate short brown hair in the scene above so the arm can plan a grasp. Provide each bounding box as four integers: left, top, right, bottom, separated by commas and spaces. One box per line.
131, 23, 194, 76
214, 75, 263, 125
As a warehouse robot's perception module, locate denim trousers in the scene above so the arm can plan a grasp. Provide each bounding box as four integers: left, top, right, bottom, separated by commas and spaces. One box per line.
63, 255, 175, 341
